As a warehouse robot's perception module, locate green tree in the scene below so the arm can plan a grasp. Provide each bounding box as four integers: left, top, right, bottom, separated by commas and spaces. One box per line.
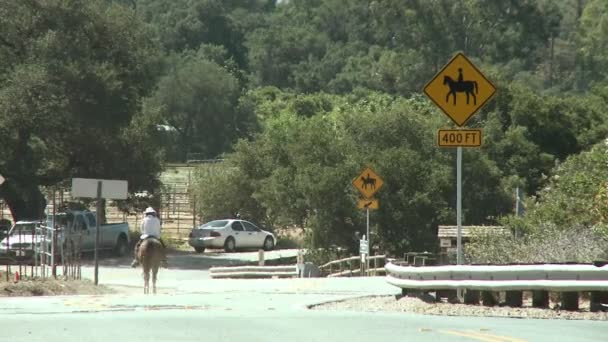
0, 0, 161, 220
144, 51, 255, 160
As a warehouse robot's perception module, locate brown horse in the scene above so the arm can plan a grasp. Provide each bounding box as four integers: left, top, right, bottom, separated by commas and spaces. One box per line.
137, 238, 163, 294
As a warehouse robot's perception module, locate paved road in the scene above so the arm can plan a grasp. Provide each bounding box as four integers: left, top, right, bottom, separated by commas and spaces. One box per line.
1, 250, 607, 342
78, 248, 300, 290
1, 286, 606, 342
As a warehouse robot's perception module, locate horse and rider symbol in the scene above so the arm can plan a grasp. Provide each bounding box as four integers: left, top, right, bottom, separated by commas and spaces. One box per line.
353, 167, 383, 210
361, 173, 376, 190
443, 68, 478, 106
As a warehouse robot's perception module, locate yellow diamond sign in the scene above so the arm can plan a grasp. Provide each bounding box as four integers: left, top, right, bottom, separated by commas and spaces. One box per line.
352, 167, 384, 199
424, 53, 496, 127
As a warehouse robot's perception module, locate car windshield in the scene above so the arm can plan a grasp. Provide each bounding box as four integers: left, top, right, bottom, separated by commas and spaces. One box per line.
9, 223, 37, 236
200, 220, 229, 229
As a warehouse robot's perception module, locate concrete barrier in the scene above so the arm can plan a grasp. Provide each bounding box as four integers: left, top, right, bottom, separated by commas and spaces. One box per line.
209, 265, 298, 279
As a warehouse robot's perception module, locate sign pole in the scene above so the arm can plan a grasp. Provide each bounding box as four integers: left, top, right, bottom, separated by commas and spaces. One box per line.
366, 207, 370, 276
51, 188, 56, 278
456, 146, 463, 300
94, 181, 101, 286
456, 147, 462, 265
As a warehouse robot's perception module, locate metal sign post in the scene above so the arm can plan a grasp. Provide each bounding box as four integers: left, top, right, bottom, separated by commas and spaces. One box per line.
423, 52, 497, 302
359, 235, 369, 275
71, 178, 128, 286
353, 166, 383, 278
457, 147, 463, 265
366, 207, 370, 275
94, 181, 102, 286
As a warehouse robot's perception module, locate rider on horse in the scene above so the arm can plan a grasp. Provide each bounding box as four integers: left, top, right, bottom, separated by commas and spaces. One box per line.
131, 207, 168, 268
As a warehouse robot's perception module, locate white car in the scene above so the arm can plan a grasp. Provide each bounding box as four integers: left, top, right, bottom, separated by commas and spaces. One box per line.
188, 219, 275, 253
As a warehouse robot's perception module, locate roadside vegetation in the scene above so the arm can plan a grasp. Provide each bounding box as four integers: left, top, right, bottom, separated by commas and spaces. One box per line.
0, 271, 113, 297
2, 1, 608, 262
466, 142, 608, 263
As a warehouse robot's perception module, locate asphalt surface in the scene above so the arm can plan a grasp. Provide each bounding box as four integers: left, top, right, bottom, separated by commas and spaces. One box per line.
1, 250, 607, 342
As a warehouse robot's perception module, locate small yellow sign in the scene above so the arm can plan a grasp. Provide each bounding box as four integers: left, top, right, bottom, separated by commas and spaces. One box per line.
438, 129, 482, 147
424, 53, 496, 127
352, 167, 384, 199
357, 198, 379, 210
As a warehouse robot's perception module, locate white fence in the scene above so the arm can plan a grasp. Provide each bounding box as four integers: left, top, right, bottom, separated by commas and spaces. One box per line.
319, 255, 387, 277
385, 263, 608, 291
209, 265, 299, 279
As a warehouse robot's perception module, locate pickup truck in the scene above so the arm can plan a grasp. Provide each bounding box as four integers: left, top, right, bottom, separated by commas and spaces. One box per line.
0, 210, 131, 261
0, 220, 43, 262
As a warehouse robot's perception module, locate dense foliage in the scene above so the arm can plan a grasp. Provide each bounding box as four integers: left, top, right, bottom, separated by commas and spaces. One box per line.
1, 0, 608, 259
0, 0, 161, 219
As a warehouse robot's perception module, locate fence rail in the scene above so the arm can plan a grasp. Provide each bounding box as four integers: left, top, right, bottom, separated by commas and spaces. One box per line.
319, 255, 387, 277
1, 224, 82, 281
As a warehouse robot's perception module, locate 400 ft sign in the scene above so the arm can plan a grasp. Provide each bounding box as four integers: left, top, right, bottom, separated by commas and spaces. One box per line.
437, 129, 482, 147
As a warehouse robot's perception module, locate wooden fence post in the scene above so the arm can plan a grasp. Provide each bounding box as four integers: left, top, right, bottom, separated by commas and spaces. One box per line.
590, 291, 608, 312
482, 291, 497, 306
464, 290, 480, 305
505, 291, 523, 307
532, 290, 549, 308
561, 292, 579, 311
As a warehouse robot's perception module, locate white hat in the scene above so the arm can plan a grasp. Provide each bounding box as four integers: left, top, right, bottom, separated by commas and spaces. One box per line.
144, 207, 156, 214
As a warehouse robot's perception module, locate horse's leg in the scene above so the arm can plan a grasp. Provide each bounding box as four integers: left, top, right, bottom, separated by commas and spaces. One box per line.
466, 91, 470, 105
472, 92, 476, 105
152, 265, 158, 295
447, 91, 456, 105
143, 267, 149, 294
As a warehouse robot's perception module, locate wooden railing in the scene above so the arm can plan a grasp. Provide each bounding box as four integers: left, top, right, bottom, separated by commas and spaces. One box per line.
319, 255, 387, 277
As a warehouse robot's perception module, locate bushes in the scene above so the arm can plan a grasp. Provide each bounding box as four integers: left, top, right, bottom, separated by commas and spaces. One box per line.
465, 224, 608, 264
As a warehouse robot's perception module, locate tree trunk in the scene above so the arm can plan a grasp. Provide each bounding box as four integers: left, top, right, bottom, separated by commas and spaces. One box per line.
0, 180, 46, 221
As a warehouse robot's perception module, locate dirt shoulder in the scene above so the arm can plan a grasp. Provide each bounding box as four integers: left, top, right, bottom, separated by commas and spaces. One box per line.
311, 294, 608, 321
0, 271, 114, 297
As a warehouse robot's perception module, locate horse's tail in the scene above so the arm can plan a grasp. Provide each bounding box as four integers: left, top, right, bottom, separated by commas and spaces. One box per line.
474, 81, 478, 94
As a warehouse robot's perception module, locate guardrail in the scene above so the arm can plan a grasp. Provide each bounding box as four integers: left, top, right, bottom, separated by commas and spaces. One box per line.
209, 265, 298, 279
385, 262, 608, 311
385, 263, 608, 290
319, 255, 387, 277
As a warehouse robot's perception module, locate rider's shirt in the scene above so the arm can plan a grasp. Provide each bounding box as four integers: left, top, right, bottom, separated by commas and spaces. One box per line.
141, 215, 161, 238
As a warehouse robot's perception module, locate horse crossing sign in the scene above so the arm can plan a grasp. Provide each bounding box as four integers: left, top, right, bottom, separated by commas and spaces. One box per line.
352, 167, 383, 201
423, 52, 496, 127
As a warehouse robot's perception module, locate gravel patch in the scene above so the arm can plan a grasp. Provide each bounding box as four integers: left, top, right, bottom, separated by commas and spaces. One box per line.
311, 294, 608, 321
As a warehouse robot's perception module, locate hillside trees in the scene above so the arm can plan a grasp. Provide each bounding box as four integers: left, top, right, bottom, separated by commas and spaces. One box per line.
0, 0, 161, 220
193, 90, 519, 253
143, 49, 256, 160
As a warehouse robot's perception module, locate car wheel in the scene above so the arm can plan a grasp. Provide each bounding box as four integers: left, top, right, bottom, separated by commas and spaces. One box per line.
194, 246, 205, 253
114, 235, 129, 257
263, 237, 274, 251
224, 237, 236, 253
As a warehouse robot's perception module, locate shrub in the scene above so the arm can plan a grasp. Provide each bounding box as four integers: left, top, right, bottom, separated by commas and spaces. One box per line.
465, 223, 608, 264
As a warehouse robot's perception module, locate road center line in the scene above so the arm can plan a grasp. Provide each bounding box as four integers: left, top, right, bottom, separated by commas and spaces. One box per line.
439, 329, 526, 342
